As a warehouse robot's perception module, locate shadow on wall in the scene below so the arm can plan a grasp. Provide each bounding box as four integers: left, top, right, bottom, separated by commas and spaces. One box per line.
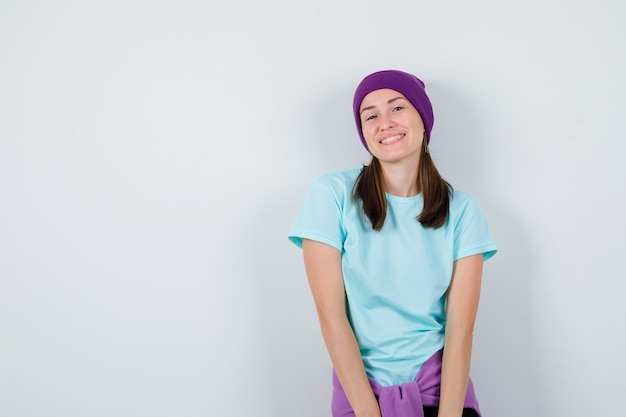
424, 80, 488, 190
240, 81, 355, 415
238, 82, 367, 416
474, 207, 545, 417
428, 81, 545, 416
311, 80, 370, 173
242, 184, 332, 417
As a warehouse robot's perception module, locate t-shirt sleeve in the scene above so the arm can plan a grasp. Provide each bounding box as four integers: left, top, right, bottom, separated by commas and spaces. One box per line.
288, 180, 345, 252
453, 195, 497, 262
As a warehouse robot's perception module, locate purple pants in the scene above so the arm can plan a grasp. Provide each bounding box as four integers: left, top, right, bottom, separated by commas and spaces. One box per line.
331, 350, 481, 417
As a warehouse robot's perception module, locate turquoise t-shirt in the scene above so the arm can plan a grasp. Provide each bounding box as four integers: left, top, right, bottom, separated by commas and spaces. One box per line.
288, 168, 497, 386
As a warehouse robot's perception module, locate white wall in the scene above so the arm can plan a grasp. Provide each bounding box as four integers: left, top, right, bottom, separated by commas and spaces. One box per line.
1, 1, 624, 416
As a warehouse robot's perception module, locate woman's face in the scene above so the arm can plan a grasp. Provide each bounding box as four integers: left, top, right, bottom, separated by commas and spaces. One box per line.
359, 88, 425, 166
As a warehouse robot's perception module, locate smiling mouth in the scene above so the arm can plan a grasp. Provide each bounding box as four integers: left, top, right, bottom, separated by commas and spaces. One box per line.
380, 134, 404, 144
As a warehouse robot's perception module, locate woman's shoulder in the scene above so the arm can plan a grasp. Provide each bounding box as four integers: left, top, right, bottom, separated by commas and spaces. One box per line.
449, 188, 474, 204
448, 188, 489, 220
311, 167, 363, 194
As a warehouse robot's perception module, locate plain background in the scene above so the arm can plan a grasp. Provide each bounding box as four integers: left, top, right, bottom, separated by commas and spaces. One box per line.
1, 1, 624, 416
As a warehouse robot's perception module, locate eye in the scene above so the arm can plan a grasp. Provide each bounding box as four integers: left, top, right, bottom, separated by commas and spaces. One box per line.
392, 105, 404, 112
363, 114, 377, 122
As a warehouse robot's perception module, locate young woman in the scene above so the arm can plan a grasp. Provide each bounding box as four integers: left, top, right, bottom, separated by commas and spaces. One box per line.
289, 70, 497, 417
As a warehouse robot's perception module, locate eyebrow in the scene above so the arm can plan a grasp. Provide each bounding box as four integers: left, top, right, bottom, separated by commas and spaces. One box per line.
360, 96, 406, 115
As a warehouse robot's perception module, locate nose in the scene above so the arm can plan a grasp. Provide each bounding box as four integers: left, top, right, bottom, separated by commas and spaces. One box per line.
379, 113, 395, 129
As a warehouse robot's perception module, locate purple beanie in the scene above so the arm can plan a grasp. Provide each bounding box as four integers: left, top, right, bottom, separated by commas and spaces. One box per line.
353, 70, 434, 150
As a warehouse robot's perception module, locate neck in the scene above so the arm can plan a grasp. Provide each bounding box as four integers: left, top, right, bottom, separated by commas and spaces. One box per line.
379, 158, 420, 197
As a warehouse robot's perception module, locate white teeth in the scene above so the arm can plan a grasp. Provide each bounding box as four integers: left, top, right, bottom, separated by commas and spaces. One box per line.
380, 134, 403, 144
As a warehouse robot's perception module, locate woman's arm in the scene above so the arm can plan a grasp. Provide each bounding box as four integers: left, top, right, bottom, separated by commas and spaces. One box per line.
302, 239, 381, 417
438, 253, 484, 417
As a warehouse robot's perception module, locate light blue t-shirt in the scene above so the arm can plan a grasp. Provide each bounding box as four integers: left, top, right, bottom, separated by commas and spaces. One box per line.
289, 168, 497, 386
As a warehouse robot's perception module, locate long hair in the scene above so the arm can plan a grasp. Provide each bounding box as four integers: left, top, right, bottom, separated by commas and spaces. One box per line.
352, 138, 451, 231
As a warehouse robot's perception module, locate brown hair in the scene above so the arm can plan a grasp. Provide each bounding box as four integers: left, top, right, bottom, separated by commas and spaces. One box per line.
352, 138, 452, 230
